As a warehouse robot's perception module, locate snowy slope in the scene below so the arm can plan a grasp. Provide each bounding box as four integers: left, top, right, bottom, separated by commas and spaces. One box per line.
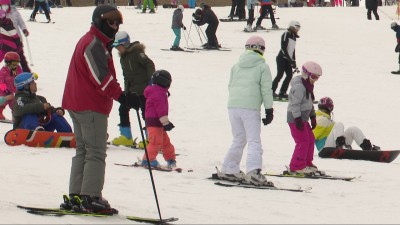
1, 4, 400, 224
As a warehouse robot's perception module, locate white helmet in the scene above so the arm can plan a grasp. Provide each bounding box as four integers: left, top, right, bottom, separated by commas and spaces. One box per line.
289, 20, 301, 31
178, 4, 184, 12
112, 31, 130, 47
245, 36, 266, 55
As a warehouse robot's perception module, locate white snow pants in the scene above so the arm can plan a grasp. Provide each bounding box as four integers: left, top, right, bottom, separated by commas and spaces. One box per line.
221, 108, 263, 174
324, 122, 366, 148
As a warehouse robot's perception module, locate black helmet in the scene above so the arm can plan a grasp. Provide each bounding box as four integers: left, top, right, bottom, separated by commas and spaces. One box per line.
152, 70, 172, 88
92, 5, 123, 38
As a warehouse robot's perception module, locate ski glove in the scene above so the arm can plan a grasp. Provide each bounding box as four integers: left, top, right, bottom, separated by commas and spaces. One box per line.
310, 115, 317, 130
117, 92, 139, 110
163, 122, 175, 131
291, 60, 297, 69
294, 117, 304, 131
23, 29, 29, 37
262, 108, 274, 126
182, 25, 186, 30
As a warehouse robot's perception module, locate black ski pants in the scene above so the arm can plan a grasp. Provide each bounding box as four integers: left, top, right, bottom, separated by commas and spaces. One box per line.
272, 55, 293, 95
119, 95, 146, 127
367, 8, 379, 20
247, 7, 254, 26
256, 4, 276, 26
205, 23, 219, 47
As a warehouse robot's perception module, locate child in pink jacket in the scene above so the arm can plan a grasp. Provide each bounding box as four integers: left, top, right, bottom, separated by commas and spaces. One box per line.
141, 70, 176, 168
0, 51, 22, 120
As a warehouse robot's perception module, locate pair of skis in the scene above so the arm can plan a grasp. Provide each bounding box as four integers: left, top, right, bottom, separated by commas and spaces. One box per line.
17, 205, 178, 224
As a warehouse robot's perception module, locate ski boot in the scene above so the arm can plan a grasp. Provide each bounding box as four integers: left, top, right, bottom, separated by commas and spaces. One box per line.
60, 194, 80, 210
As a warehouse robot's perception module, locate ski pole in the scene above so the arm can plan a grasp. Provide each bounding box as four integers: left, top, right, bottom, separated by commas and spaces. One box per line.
194, 25, 204, 45
25, 37, 34, 67
183, 29, 196, 48
378, 7, 394, 20
134, 94, 164, 224
197, 25, 208, 42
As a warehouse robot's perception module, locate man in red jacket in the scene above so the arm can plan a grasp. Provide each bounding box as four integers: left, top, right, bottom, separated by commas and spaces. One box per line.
61, 5, 133, 215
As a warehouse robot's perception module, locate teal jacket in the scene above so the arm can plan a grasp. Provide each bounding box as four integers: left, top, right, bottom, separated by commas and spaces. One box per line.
228, 50, 273, 111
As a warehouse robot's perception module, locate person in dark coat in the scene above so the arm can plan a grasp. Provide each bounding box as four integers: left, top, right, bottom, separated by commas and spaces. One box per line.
192, 4, 220, 49
365, 0, 379, 20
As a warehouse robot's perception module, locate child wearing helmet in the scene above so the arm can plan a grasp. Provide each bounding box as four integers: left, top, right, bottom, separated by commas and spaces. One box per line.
287, 61, 322, 175
313, 96, 380, 151
391, 22, 400, 74
170, 5, 186, 51
272, 20, 301, 100
141, 70, 176, 168
13, 72, 72, 132
111, 31, 155, 147
219, 36, 274, 186
0, 51, 22, 120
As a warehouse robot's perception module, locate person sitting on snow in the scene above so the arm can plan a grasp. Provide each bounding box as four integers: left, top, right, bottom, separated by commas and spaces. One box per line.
313, 96, 380, 151
12, 72, 72, 132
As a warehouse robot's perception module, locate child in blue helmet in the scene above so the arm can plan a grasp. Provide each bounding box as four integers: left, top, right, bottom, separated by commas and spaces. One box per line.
13, 72, 72, 132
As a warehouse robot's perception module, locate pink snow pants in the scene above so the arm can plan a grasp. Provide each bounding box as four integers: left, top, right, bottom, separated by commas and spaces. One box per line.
288, 122, 315, 171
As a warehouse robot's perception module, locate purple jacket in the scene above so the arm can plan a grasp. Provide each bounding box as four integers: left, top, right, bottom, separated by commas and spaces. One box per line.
144, 84, 169, 127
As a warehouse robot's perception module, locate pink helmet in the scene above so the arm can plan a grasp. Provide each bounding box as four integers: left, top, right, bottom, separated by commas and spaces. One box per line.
0, 0, 11, 4
0, 0, 11, 13
318, 97, 334, 112
302, 61, 322, 79
245, 36, 266, 54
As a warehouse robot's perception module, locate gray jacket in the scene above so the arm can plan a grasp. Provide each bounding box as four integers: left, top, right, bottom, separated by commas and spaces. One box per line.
171, 8, 183, 29
287, 75, 315, 123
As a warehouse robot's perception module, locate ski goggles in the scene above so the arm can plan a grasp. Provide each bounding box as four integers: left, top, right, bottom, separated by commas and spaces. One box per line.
101, 10, 123, 26
302, 66, 321, 81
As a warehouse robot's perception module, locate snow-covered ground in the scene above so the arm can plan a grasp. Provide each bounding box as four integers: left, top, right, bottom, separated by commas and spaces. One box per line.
1, 4, 400, 224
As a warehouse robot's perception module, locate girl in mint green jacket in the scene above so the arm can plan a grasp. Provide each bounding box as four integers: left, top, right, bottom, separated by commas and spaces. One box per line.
220, 36, 274, 186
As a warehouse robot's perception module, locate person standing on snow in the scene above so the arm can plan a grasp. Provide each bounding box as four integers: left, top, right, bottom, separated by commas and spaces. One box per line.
110, 30, 155, 147
0, 52, 21, 121
391, 22, 400, 74
287, 61, 322, 175
244, 0, 257, 32
61, 5, 134, 214
365, 0, 379, 20
0, 9, 22, 63
254, 0, 279, 30
272, 21, 300, 100
192, 4, 220, 49
313, 96, 380, 151
29, 0, 51, 23
170, 4, 186, 51
141, 70, 177, 169
7, 0, 31, 72
219, 36, 274, 186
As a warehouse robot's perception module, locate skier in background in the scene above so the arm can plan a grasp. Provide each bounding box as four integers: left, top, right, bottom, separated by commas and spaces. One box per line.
287, 61, 322, 175
272, 21, 301, 100
254, 0, 279, 30
219, 36, 274, 186
142, 0, 155, 13
13, 72, 72, 132
192, 4, 220, 49
0, 8, 22, 64
0, 51, 22, 121
365, 0, 379, 20
8, 0, 31, 72
391, 22, 400, 74
111, 30, 155, 147
29, 0, 51, 23
171, 4, 186, 51
313, 97, 380, 151
244, 0, 257, 32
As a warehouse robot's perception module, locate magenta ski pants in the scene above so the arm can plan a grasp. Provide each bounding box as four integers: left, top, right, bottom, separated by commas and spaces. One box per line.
288, 122, 315, 171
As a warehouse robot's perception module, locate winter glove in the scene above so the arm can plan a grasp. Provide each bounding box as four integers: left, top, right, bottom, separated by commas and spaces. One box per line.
395, 44, 400, 53
118, 92, 139, 110
182, 25, 186, 30
310, 115, 316, 130
262, 108, 274, 126
23, 29, 29, 37
294, 117, 304, 131
290, 60, 297, 69
163, 122, 175, 131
